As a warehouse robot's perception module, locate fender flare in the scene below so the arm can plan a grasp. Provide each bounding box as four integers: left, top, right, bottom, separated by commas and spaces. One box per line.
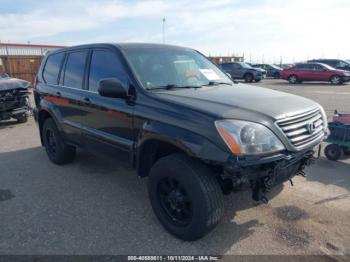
135, 120, 229, 175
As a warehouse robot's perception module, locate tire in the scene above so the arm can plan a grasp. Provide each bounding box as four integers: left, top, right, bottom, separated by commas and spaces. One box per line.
342, 147, 350, 155
330, 75, 342, 85
16, 115, 28, 123
273, 72, 280, 79
288, 75, 298, 84
324, 144, 342, 161
244, 73, 253, 83
255, 79, 261, 82
148, 154, 224, 241
42, 118, 76, 165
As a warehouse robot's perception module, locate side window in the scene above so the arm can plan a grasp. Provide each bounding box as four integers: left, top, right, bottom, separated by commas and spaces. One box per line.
232, 63, 241, 69
63, 51, 88, 89
313, 64, 323, 71
88, 50, 127, 93
297, 64, 311, 71
43, 52, 64, 85
221, 64, 232, 70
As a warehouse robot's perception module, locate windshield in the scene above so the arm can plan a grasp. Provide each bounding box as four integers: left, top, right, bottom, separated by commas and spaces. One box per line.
270, 64, 282, 70
320, 63, 336, 70
240, 63, 253, 69
123, 47, 232, 90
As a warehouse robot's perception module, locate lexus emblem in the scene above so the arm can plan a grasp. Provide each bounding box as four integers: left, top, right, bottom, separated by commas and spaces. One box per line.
306, 122, 316, 134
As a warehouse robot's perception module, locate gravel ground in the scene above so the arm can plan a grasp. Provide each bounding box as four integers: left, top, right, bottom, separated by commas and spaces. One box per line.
0, 80, 349, 260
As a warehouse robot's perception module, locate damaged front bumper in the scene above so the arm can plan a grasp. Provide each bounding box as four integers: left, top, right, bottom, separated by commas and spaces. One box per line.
0, 90, 31, 120
223, 145, 321, 202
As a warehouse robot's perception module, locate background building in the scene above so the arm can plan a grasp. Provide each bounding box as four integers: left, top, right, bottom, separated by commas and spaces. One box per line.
0, 43, 65, 83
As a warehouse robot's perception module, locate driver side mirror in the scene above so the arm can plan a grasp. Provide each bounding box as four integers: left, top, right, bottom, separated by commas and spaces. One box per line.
98, 78, 128, 98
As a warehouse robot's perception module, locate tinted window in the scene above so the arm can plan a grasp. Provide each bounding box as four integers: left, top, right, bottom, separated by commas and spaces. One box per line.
88, 50, 127, 92
63, 51, 88, 89
296, 64, 311, 70
220, 63, 233, 70
43, 52, 64, 85
312, 64, 324, 71
232, 63, 241, 69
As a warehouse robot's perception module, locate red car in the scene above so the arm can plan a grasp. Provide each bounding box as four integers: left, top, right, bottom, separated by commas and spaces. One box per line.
281, 63, 350, 85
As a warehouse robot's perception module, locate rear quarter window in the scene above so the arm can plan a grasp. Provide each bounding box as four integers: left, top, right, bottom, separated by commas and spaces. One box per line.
43, 52, 65, 85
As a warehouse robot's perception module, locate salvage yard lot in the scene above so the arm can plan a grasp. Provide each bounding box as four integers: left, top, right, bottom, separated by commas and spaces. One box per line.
1, 79, 349, 258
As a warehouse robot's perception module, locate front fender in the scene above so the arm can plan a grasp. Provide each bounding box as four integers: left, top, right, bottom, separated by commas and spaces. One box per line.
136, 120, 229, 163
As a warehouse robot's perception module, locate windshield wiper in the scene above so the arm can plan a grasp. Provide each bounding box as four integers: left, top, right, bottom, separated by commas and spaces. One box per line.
146, 84, 202, 90
202, 81, 233, 86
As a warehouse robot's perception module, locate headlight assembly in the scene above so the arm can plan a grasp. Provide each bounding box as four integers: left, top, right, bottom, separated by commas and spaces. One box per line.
215, 120, 285, 155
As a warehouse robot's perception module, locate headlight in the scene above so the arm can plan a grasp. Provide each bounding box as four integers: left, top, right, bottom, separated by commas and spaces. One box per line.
215, 120, 285, 155
343, 72, 350, 76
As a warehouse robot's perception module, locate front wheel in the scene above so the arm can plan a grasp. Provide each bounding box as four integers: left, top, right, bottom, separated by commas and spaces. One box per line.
325, 144, 342, 161
148, 154, 224, 241
244, 73, 253, 83
288, 75, 298, 84
42, 118, 76, 165
330, 75, 342, 85
16, 114, 28, 123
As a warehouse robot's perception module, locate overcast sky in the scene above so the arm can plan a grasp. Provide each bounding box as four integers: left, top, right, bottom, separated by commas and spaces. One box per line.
0, 0, 349, 63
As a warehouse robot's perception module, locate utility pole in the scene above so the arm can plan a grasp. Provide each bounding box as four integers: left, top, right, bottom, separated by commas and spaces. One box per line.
162, 18, 166, 43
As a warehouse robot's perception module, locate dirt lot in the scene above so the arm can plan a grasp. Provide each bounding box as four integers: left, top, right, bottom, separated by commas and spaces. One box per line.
0, 79, 349, 259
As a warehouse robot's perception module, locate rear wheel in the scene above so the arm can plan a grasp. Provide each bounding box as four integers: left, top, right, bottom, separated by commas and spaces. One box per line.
244, 73, 253, 83
42, 118, 76, 164
148, 154, 224, 241
330, 75, 342, 85
288, 75, 298, 84
325, 144, 342, 161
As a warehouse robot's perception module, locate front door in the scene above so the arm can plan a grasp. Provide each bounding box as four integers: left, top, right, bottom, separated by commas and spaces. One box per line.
79, 48, 134, 160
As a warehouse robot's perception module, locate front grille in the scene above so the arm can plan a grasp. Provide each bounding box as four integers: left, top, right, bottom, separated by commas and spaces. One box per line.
276, 108, 325, 149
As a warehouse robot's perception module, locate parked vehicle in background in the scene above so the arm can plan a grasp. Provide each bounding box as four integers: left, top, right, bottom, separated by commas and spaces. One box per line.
253, 64, 282, 78
308, 59, 350, 72
245, 63, 267, 78
280, 64, 294, 69
219, 62, 263, 82
281, 63, 350, 85
34, 43, 327, 241
0, 73, 31, 123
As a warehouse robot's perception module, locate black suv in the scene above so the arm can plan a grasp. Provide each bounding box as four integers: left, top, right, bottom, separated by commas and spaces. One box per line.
34, 43, 327, 241
308, 59, 350, 71
253, 64, 282, 78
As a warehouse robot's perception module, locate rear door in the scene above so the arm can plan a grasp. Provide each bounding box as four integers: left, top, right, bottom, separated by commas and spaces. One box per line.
231, 63, 243, 78
296, 64, 312, 80
57, 50, 90, 144
311, 64, 329, 81
80, 48, 134, 157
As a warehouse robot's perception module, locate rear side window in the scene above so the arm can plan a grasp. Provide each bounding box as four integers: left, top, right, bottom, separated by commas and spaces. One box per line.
88, 50, 127, 92
43, 52, 64, 85
296, 64, 311, 70
63, 51, 88, 89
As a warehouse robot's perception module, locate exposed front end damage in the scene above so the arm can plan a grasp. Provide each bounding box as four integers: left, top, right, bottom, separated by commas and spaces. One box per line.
0, 76, 31, 122
222, 145, 321, 203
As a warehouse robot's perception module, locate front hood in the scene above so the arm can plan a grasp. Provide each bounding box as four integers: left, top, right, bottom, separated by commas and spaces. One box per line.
0, 77, 31, 91
154, 83, 319, 121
